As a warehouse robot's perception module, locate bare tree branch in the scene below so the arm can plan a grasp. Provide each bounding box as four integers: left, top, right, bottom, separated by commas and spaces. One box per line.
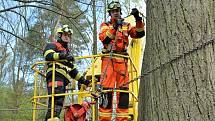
0, 27, 42, 50
8, 10, 30, 31
0, 5, 75, 19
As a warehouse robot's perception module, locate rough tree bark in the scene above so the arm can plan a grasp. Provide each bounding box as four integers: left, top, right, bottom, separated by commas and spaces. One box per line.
139, 0, 215, 121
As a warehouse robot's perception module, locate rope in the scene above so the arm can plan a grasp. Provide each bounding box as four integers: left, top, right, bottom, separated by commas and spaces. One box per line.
97, 27, 121, 121
0, 108, 47, 111
0, 106, 76, 111
143, 39, 215, 76
99, 28, 120, 91
118, 75, 143, 88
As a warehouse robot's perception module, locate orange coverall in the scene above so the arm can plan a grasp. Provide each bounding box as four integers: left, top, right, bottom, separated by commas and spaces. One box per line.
98, 18, 145, 121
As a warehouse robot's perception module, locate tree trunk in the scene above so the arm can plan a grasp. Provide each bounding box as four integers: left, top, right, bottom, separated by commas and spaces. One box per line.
139, 0, 215, 121
93, 0, 97, 54
104, 0, 107, 22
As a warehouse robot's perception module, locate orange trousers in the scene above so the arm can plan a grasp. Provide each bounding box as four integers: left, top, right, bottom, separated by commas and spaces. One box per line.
100, 57, 129, 89
99, 57, 129, 121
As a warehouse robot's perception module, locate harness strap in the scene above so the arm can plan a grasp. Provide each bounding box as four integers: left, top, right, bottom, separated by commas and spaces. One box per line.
98, 112, 129, 117
70, 105, 86, 118
70, 101, 91, 118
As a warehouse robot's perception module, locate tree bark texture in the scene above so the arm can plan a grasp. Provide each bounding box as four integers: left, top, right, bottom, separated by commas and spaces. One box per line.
139, 0, 215, 121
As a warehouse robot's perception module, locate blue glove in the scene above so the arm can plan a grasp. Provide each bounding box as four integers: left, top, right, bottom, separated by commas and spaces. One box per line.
113, 18, 124, 30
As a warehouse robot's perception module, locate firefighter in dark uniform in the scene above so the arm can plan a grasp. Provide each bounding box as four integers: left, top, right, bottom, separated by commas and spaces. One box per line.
43, 25, 91, 121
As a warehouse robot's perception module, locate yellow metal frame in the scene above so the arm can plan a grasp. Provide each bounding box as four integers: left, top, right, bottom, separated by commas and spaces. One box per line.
31, 15, 144, 121
31, 52, 140, 121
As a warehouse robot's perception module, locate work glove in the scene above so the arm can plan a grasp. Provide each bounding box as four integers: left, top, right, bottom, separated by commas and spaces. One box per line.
78, 76, 91, 90
78, 80, 91, 90
66, 54, 75, 62
59, 52, 75, 62
59, 51, 67, 59
78, 81, 82, 90
130, 8, 142, 21
82, 79, 91, 88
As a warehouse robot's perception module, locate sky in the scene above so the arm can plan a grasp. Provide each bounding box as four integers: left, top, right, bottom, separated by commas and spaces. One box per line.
98, 0, 146, 51
82, 0, 146, 53
0, 0, 146, 77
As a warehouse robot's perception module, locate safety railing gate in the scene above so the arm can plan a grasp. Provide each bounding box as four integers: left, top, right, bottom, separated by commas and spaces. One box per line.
31, 53, 140, 121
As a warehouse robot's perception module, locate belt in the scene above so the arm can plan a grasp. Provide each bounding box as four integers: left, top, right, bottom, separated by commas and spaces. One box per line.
48, 81, 63, 87
102, 48, 128, 55
102, 56, 128, 61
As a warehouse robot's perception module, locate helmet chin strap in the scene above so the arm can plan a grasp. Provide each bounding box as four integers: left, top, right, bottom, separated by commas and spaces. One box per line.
57, 36, 68, 48
57, 36, 63, 42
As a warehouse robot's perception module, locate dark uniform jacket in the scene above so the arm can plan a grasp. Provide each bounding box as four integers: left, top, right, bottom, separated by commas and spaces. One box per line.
43, 41, 82, 86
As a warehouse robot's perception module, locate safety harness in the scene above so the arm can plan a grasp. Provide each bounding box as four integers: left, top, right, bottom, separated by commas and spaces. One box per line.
99, 25, 130, 121
65, 101, 95, 121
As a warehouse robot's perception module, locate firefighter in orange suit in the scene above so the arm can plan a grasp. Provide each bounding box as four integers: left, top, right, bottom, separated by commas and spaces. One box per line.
43, 25, 91, 121
99, 1, 145, 121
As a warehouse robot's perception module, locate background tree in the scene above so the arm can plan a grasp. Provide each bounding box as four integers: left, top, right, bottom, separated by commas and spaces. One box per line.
0, 0, 92, 120
0, 0, 146, 120
139, 0, 215, 121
